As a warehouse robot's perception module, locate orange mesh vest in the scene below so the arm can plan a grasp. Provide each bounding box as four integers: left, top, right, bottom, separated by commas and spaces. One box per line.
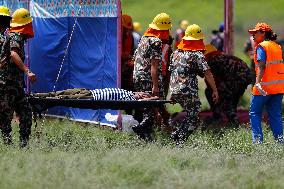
253, 40, 284, 95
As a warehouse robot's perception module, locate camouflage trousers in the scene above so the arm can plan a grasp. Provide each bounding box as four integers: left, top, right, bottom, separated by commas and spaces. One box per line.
170, 94, 201, 143
132, 80, 164, 141
0, 84, 32, 145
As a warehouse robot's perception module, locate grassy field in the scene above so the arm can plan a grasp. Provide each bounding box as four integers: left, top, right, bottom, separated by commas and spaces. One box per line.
121, 0, 284, 61
1, 119, 284, 189
1, 1, 284, 189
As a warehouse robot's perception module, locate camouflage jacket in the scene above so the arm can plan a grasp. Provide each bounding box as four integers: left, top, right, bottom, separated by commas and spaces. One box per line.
206, 53, 253, 91
133, 36, 163, 85
169, 50, 209, 99
9, 32, 26, 87
0, 31, 11, 85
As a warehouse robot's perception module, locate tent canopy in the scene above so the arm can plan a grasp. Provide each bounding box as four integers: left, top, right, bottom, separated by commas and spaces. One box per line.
2, 0, 121, 126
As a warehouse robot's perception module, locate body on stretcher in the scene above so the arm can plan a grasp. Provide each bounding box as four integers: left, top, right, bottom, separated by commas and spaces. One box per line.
27, 88, 171, 116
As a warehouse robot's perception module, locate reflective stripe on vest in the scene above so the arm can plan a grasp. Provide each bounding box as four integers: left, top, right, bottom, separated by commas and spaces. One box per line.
256, 60, 284, 67
253, 41, 284, 95
266, 59, 284, 66
261, 79, 284, 86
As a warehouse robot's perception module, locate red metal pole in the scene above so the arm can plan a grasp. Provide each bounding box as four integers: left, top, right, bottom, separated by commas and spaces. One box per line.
224, 0, 234, 55
117, 0, 122, 130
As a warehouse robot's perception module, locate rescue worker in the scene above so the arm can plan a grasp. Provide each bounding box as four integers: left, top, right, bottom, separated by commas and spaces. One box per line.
121, 14, 135, 92
132, 21, 142, 50
169, 24, 219, 145
0, 6, 13, 145
248, 23, 284, 143
2, 8, 36, 147
174, 20, 188, 49
204, 44, 252, 125
132, 12, 172, 141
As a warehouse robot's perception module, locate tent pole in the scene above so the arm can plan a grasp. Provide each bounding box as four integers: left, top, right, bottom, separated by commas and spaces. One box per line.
224, 0, 234, 55
117, 0, 122, 130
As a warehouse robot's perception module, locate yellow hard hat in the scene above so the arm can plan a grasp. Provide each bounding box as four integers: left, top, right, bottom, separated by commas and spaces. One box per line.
11, 8, 33, 27
122, 14, 133, 29
149, 13, 172, 31
0, 6, 11, 17
180, 20, 189, 30
183, 24, 204, 40
204, 44, 217, 55
133, 22, 141, 32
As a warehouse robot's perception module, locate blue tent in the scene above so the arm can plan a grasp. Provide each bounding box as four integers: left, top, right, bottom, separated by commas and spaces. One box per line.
2, 0, 122, 126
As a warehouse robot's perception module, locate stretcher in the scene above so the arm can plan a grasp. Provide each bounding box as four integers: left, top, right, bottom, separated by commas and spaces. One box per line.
27, 96, 171, 117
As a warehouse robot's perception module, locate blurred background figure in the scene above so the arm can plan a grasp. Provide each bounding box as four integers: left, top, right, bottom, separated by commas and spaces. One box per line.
121, 14, 135, 92
132, 21, 142, 50
243, 36, 256, 84
204, 44, 253, 126
276, 31, 284, 58
121, 14, 135, 115
174, 19, 188, 49
210, 23, 224, 51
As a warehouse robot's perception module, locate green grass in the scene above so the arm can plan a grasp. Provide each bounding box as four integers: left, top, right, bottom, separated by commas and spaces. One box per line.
1, 119, 284, 189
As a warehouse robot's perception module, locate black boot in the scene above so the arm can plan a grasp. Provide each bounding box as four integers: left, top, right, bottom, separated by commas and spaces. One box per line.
19, 135, 29, 148
171, 130, 187, 147
171, 118, 196, 147
2, 133, 12, 146
132, 114, 153, 142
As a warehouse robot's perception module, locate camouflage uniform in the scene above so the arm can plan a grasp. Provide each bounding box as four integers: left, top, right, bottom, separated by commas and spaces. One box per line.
169, 50, 209, 143
205, 54, 252, 124
133, 36, 164, 93
0, 32, 32, 146
0, 31, 12, 144
132, 36, 163, 140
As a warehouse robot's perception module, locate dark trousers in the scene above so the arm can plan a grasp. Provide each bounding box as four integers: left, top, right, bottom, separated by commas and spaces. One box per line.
0, 84, 32, 146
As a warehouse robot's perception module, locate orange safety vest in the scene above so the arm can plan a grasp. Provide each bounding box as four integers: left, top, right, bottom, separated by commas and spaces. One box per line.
253, 40, 284, 95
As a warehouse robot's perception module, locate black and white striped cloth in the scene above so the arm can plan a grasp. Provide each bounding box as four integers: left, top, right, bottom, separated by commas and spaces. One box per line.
90, 88, 136, 101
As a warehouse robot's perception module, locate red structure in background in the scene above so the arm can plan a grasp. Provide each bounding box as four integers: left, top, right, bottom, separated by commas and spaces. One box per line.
172, 110, 267, 128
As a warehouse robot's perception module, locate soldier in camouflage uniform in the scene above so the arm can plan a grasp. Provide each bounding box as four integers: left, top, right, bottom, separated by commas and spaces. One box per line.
204, 44, 252, 125
169, 24, 219, 145
0, 6, 14, 145
0, 8, 36, 147
132, 13, 172, 140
